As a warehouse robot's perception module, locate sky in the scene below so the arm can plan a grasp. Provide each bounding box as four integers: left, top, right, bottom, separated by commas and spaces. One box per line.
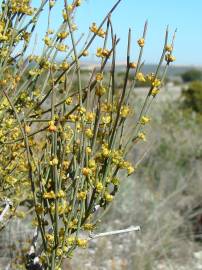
32, 0, 202, 66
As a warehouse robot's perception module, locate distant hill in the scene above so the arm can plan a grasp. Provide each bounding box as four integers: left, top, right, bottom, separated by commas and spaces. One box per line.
80, 62, 202, 77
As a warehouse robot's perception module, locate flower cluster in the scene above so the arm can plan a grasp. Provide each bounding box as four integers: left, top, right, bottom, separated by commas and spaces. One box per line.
90, 23, 106, 38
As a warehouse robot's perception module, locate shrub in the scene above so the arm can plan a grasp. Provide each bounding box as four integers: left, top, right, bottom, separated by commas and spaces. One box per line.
182, 81, 202, 113
0, 0, 176, 269
181, 69, 202, 82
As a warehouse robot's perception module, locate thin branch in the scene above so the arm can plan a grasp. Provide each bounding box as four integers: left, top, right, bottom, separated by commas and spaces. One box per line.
0, 199, 12, 223
89, 226, 141, 240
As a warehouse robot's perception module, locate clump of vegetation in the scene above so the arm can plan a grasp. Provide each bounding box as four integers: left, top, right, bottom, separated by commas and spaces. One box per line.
67, 101, 202, 269
181, 69, 202, 82
0, 0, 176, 269
182, 81, 202, 113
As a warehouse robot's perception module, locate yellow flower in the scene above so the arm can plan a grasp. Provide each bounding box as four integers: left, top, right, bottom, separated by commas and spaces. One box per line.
97, 29, 106, 38
77, 191, 87, 200
101, 144, 110, 157
146, 73, 155, 82
129, 62, 137, 68
63, 160, 70, 170
90, 23, 105, 38
82, 50, 89, 56
96, 182, 104, 193
67, 237, 75, 246
120, 106, 130, 118
62, 10, 68, 21
85, 128, 94, 138
104, 192, 113, 202
165, 44, 173, 52
101, 102, 112, 113
57, 31, 69, 39
58, 201, 68, 215
65, 97, 72, 105
49, 157, 58, 166
88, 159, 96, 169
48, 121, 57, 132
57, 190, 65, 198
56, 44, 68, 52
71, 23, 77, 31
138, 132, 146, 141
102, 115, 111, 124
68, 114, 77, 122
137, 38, 145, 47
86, 112, 95, 122
6, 118, 14, 128
0, 79, 7, 86
165, 54, 176, 63
63, 246, 68, 253
43, 191, 56, 199
76, 0, 82, 6
0, 48, 8, 57
49, 0, 55, 8
86, 147, 92, 154
111, 177, 120, 186
96, 48, 110, 58
29, 68, 42, 76
68, 220, 78, 230
65, 145, 72, 154
0, 34, 8, 41
25, 125, 31, 133
67, 4, 73, 11
15, 75, 21, 83
46, 233, 54, 242
5, 175, 17, 185
111, 150, 123, 165
152, 78, 161, 87
56, 248, 63, 257
140, 116, 150, 125
151, 87, 160, 97
90, 23, 98, 33
102, 49, 110, 57
127, 165, 135, 175
77, 239, 88, 248
95, 73, 103, 82
82, 167, 92, 176
44, 36, 52, 46
96, 85, 106, 96
78, 106, 86, 115
60, 61, 70, 70
96, 48, 103, 57
136, 72, 146, 82
0, 21, 5, 33
84, 223, 94, 231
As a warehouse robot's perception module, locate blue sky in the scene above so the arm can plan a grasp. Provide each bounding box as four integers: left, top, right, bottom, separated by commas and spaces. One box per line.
32, 0, 202, 66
